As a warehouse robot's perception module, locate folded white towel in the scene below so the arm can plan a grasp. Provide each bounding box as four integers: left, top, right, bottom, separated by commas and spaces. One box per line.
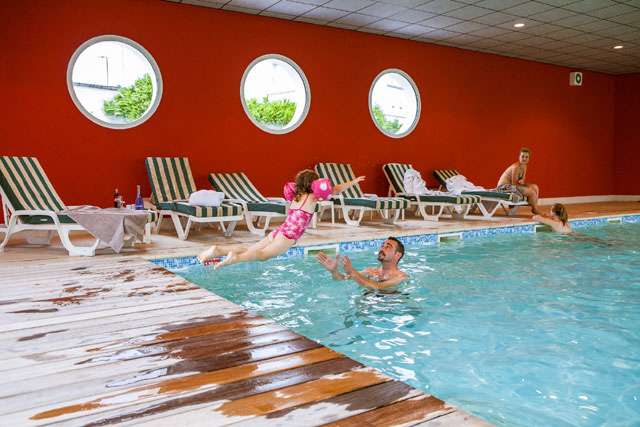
444, 175, 486, 195
403, 168, 451, 196
188, 190, 225, 207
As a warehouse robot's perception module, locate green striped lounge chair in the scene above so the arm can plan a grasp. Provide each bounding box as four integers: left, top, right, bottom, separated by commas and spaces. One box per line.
383, 163, 481, 221
145, 157, 244, 240
209, 172, 287, 236
433, 169, 528, 218
0, 156, 99, 256
315, 162, 408, 226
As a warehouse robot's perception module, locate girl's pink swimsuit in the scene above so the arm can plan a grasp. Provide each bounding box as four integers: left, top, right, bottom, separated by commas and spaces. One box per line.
270, 194, 314, 241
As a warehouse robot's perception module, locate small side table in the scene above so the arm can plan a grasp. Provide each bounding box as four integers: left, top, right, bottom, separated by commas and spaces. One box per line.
63, 206, 155, 254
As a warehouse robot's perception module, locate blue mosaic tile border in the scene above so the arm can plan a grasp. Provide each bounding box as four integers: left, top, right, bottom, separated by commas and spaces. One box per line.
570, 214, 640, 228
462, 224, 535, 239
151, 256, 199, 270
570, 217, 610, 228
151, 214, 640, 270
621, 214, 640, 223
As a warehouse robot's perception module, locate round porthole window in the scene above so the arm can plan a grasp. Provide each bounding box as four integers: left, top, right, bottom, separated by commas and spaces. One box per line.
67, 35, 163, 129
369, 69, 420, 138
240, 54, 310, 134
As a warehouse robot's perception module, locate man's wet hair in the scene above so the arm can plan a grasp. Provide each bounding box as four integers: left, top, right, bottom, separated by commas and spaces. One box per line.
387, 237, 405, 262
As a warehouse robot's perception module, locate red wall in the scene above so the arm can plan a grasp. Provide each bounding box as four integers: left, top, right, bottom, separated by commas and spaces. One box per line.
0, 0, 622, 209
614, 73, 640, 195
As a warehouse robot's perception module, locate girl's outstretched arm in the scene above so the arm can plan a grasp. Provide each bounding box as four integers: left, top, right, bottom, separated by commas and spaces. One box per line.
333, 176, 365, 194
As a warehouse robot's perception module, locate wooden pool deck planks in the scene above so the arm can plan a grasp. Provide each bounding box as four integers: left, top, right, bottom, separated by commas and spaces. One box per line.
0, 256, 491, 426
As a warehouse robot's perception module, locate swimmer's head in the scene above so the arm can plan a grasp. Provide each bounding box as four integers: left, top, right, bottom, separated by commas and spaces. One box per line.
294, 169, 319, 201
519, 147, 531, 164
378, 237, 405, 265
551, 203, 568, 225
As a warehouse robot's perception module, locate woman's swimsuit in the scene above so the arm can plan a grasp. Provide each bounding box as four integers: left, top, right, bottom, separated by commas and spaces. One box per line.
270, 194, 314, 241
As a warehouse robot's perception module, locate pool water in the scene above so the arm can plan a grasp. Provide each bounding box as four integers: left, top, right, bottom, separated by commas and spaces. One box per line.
176, 222, 640, 427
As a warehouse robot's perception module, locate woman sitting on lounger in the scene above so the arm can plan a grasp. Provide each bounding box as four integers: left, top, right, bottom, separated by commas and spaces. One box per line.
198, 169, 364, 269
498, 147, 540, 214
533, 203, 571, 234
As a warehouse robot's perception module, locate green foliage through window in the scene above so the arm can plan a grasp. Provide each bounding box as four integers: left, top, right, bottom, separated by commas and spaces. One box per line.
372, 104, 401, 134
246, 97, 296, 127
103, 74, 153, 121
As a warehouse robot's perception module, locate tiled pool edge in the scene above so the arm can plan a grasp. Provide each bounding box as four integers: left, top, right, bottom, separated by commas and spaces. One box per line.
151, 213, 640, 270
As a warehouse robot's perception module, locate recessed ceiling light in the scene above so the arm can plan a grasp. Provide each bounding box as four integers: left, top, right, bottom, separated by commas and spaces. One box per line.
613, 45, 623, 49
514, 23, 525, 28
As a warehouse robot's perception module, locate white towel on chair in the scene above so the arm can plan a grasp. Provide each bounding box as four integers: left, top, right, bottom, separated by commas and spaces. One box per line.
188, 190, 225, 206
403, 168, 450, 196
444, 175, 486, 195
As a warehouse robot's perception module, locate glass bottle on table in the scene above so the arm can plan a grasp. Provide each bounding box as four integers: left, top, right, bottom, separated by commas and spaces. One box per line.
113, 188, 122, 208
135, 185, 144, 210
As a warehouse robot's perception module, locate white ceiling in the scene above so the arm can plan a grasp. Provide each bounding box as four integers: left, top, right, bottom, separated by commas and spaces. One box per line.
167, 0, 640, 74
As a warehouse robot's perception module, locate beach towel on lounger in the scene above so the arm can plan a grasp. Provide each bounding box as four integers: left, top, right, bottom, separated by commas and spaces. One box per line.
495, 184, 525, 203
404, 169, 451, 196
444, 175, 486, 195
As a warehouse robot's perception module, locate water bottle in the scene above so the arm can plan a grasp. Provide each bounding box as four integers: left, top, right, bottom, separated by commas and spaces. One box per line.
135, 185, 144, 210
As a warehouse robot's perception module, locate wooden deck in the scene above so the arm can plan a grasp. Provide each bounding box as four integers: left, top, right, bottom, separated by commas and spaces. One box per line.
1, 201, 638, 425
0, 256, 491, 426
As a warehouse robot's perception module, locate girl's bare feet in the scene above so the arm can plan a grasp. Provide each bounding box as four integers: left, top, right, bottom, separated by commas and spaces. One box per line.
197, 246, 217, 263
214, 251, 237, 270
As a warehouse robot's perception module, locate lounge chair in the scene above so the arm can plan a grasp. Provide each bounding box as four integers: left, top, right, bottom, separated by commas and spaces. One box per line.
0, 156, 154, 256
383, 163, 481, 221
433, 169, 528, 218
315, 162, 408, 226
145, 157, 243, 240
209, 172, 287, 236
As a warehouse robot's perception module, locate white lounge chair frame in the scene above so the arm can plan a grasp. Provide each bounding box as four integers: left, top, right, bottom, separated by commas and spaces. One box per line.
0, 188, 99, 256
433, 169, 529, 219
146, 157, 243, 241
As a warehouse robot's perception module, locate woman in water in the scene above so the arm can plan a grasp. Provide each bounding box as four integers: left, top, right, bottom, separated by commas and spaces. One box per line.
533, 203, 571, 234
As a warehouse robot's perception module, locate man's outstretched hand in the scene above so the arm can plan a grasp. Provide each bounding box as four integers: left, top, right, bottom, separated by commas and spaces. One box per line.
316, 252, 339, 272
341, 255, 355, 275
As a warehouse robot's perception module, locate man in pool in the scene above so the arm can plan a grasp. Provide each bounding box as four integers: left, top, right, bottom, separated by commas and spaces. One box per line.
316, 237, 408, 290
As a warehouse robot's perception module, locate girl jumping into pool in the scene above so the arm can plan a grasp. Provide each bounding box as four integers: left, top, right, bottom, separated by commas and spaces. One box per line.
533, 203, 571, 234
198, 169, 364, 269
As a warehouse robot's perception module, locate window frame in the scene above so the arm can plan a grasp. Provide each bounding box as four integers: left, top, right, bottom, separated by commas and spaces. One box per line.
368, 68, 421, 139
240, 53, 311, 135
66, 34, 163, 130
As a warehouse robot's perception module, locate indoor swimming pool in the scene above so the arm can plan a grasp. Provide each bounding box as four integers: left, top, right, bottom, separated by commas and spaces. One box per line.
161, 220, 640, 426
